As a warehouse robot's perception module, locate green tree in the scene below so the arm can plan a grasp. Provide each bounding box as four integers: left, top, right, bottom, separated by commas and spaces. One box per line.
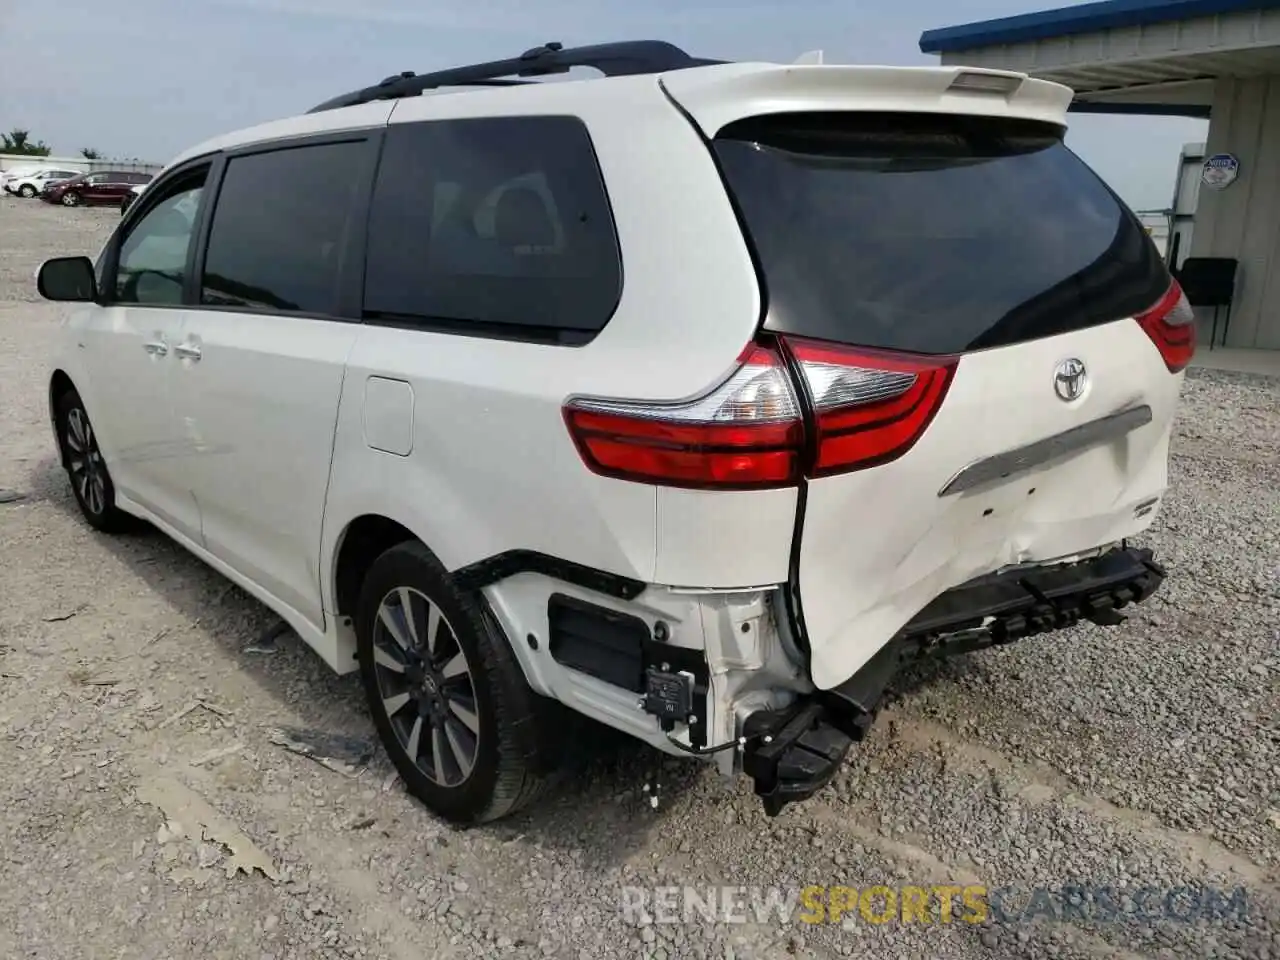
80, 147, 102, 160
1, 129, 52, 157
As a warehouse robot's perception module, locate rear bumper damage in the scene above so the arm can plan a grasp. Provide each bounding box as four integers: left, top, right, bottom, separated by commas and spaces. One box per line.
741, 545, 1165, 816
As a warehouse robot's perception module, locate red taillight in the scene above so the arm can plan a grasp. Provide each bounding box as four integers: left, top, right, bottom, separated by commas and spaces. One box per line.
1136, 279, 1196, 373
563, 338, 957, 489
785, 338, 958, 476
563, 345, 805, 490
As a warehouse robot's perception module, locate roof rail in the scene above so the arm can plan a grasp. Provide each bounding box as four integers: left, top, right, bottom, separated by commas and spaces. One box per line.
307, 40, 724, 114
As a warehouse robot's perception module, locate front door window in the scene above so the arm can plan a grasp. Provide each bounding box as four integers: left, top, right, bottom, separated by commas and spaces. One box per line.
115, 181, 206, 306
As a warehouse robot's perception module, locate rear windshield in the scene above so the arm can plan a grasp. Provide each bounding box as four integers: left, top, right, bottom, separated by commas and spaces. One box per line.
713, 113, 1169, 355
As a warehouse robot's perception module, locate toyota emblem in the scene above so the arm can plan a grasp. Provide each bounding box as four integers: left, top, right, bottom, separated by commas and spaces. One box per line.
1053, 358, 1087, 402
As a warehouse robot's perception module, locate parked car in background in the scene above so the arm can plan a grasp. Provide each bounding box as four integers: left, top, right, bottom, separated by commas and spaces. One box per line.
120, 183, 146, 215
8, 168, 80, 198
2, 164, 53, 193
43, 171, 151, 207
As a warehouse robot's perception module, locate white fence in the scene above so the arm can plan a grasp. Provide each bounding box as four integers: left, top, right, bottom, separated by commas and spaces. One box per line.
0, 152, 164, 176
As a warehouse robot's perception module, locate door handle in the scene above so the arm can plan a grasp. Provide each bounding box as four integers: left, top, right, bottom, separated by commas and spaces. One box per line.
174, 342, 202, 362
143, 339, 168, 356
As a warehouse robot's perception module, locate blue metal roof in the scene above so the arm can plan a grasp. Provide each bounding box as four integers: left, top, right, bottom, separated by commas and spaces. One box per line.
920, 0, 1280, 53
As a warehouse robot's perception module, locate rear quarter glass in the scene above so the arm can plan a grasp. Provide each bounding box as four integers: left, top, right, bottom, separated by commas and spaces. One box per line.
713, 112, 1171, 355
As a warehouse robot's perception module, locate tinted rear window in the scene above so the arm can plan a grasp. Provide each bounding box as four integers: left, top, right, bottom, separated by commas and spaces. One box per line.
713, 113, 1169, 355
364, 116, 622, 344
201, 141, 368, 315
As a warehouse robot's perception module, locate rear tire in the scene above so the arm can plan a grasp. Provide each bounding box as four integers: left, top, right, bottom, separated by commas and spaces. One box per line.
356, 540, 555, 824
54, 389, 133, 533
18, 185, 36, 198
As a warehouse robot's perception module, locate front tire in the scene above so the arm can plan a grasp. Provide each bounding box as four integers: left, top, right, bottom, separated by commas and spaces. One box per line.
54, 389, 132, 533
356, 541, 554, 824
18, 185, 36, 198
61, 191, 81, 207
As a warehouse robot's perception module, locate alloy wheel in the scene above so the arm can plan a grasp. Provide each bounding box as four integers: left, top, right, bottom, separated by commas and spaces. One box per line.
371, 586, 480, 787
64, 406, 107, 516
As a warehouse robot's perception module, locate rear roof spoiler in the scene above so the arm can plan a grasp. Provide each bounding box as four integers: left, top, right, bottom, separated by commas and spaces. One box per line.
659, 63, 1073, 139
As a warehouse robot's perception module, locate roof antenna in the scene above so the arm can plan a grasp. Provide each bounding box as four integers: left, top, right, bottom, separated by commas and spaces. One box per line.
793, 49, 824, 64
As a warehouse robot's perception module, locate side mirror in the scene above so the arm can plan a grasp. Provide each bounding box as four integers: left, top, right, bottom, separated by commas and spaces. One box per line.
37, 256, 97, 302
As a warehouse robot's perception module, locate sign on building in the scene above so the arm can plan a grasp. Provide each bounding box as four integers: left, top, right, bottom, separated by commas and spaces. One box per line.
1201, 153, 1240, 191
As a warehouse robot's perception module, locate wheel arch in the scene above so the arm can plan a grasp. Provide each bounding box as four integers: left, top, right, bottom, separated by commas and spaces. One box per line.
49, 369, 77, 468
330, 513, 424, 620
326, 512, 548, 683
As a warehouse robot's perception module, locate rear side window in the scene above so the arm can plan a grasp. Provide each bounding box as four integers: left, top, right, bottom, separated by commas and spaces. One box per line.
714, 113, 1169, 355
364, 116, 621, 343
201, 140, 368, 315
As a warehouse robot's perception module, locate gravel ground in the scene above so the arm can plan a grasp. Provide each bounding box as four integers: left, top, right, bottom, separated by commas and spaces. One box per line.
0, 192, 1277, 960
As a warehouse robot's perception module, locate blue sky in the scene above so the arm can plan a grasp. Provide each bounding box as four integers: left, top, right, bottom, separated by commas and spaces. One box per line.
1, 0, 1206, 209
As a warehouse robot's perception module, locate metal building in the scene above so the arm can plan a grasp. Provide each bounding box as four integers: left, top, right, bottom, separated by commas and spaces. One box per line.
920, 0, 1280, 352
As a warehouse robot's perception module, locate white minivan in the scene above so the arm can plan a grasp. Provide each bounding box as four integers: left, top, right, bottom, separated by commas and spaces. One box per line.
36, 41, 1188, 824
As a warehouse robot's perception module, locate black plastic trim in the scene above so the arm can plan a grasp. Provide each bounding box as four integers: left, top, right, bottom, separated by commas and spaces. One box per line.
541, 593, 712, 748
183, 156, 225, 308
309, 41, 723, 113
546, 593, 649, 692
742, 701, 862, 816
362, 312, 597, 345
219, 127, 385, 160
828, 546, 1166, 716
452, 549, 647, 600
174, 303, 365, 325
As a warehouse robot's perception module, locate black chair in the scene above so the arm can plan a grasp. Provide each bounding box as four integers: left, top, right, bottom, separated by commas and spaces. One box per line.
1173, 257, 1238, 349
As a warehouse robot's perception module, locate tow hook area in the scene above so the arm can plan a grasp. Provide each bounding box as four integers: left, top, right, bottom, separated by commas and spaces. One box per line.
741, 701, 872, 817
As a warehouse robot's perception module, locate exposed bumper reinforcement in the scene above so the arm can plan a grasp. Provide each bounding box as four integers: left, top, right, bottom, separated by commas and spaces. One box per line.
831, 545, 1165, 715
743, 546, 1164, 817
